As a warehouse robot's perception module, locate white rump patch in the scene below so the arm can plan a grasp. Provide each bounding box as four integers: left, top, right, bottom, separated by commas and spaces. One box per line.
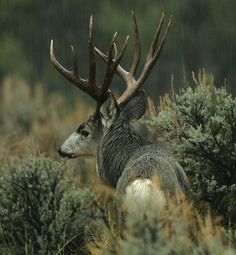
124, 178, 166, 213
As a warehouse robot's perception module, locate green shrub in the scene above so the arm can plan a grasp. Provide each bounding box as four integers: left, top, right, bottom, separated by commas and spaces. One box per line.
0, 155, 99, 254
144, 70, 236, 228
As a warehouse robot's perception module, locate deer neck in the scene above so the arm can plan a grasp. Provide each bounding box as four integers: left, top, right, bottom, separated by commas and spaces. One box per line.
97, 119, 148, 188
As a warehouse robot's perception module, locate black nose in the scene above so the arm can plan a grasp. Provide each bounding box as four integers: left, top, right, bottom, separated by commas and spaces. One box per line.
58, 148, 71, 158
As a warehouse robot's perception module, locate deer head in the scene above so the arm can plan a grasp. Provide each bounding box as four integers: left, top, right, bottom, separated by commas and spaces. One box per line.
50, 12, 171, 159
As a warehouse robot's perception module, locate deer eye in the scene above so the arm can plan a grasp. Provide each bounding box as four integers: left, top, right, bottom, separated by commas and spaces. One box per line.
81, 130, 89, 137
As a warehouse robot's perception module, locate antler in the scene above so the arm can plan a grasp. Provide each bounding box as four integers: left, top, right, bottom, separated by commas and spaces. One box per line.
50, 15, 129, 117
95, 12, 172, 106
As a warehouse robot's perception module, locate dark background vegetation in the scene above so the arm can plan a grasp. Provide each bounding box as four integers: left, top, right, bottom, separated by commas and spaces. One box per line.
0, 0, 236, 102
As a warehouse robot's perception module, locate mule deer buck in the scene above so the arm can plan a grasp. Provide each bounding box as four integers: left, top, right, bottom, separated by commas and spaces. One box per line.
50, 13, 189, 213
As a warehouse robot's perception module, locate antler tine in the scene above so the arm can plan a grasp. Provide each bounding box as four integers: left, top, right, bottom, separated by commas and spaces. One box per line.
147, 13, 165, 59
70, 45, 78, 78
89, 15, 96, 88
101, 34, 129, 96
138, 15, 172, 85
50, 40, 73, 82
152, 16, 172, 63
108, 32, 118, 64
100, 36, 116, 96
93, 33, 129, 118
95, 42, 129, 82
130, 11, 141, 76
113, 42, 118, 59
114, 35, 130, 64
50, 40, 91, 93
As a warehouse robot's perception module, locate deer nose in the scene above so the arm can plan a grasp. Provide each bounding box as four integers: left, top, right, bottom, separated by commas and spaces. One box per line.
58, 148, 71, 158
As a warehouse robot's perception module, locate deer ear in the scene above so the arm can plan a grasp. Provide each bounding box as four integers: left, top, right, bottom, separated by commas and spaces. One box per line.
100, 93, 119, 130
120, 90, 147, 122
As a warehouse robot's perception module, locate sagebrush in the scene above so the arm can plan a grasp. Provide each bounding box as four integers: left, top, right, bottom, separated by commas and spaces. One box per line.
0, 155, 100, 254
144, 70, 236, 228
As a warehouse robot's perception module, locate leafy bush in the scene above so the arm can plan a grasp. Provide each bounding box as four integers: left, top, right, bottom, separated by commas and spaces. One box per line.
0, 155, 99, 254
144, 70, 236, 228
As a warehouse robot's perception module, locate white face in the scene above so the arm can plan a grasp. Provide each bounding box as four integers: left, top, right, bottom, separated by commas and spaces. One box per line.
58, 117, 103, 159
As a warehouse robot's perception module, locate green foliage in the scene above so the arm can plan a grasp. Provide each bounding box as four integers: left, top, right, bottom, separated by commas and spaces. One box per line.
145, 70, 236, 227
0, 155, 99, 254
